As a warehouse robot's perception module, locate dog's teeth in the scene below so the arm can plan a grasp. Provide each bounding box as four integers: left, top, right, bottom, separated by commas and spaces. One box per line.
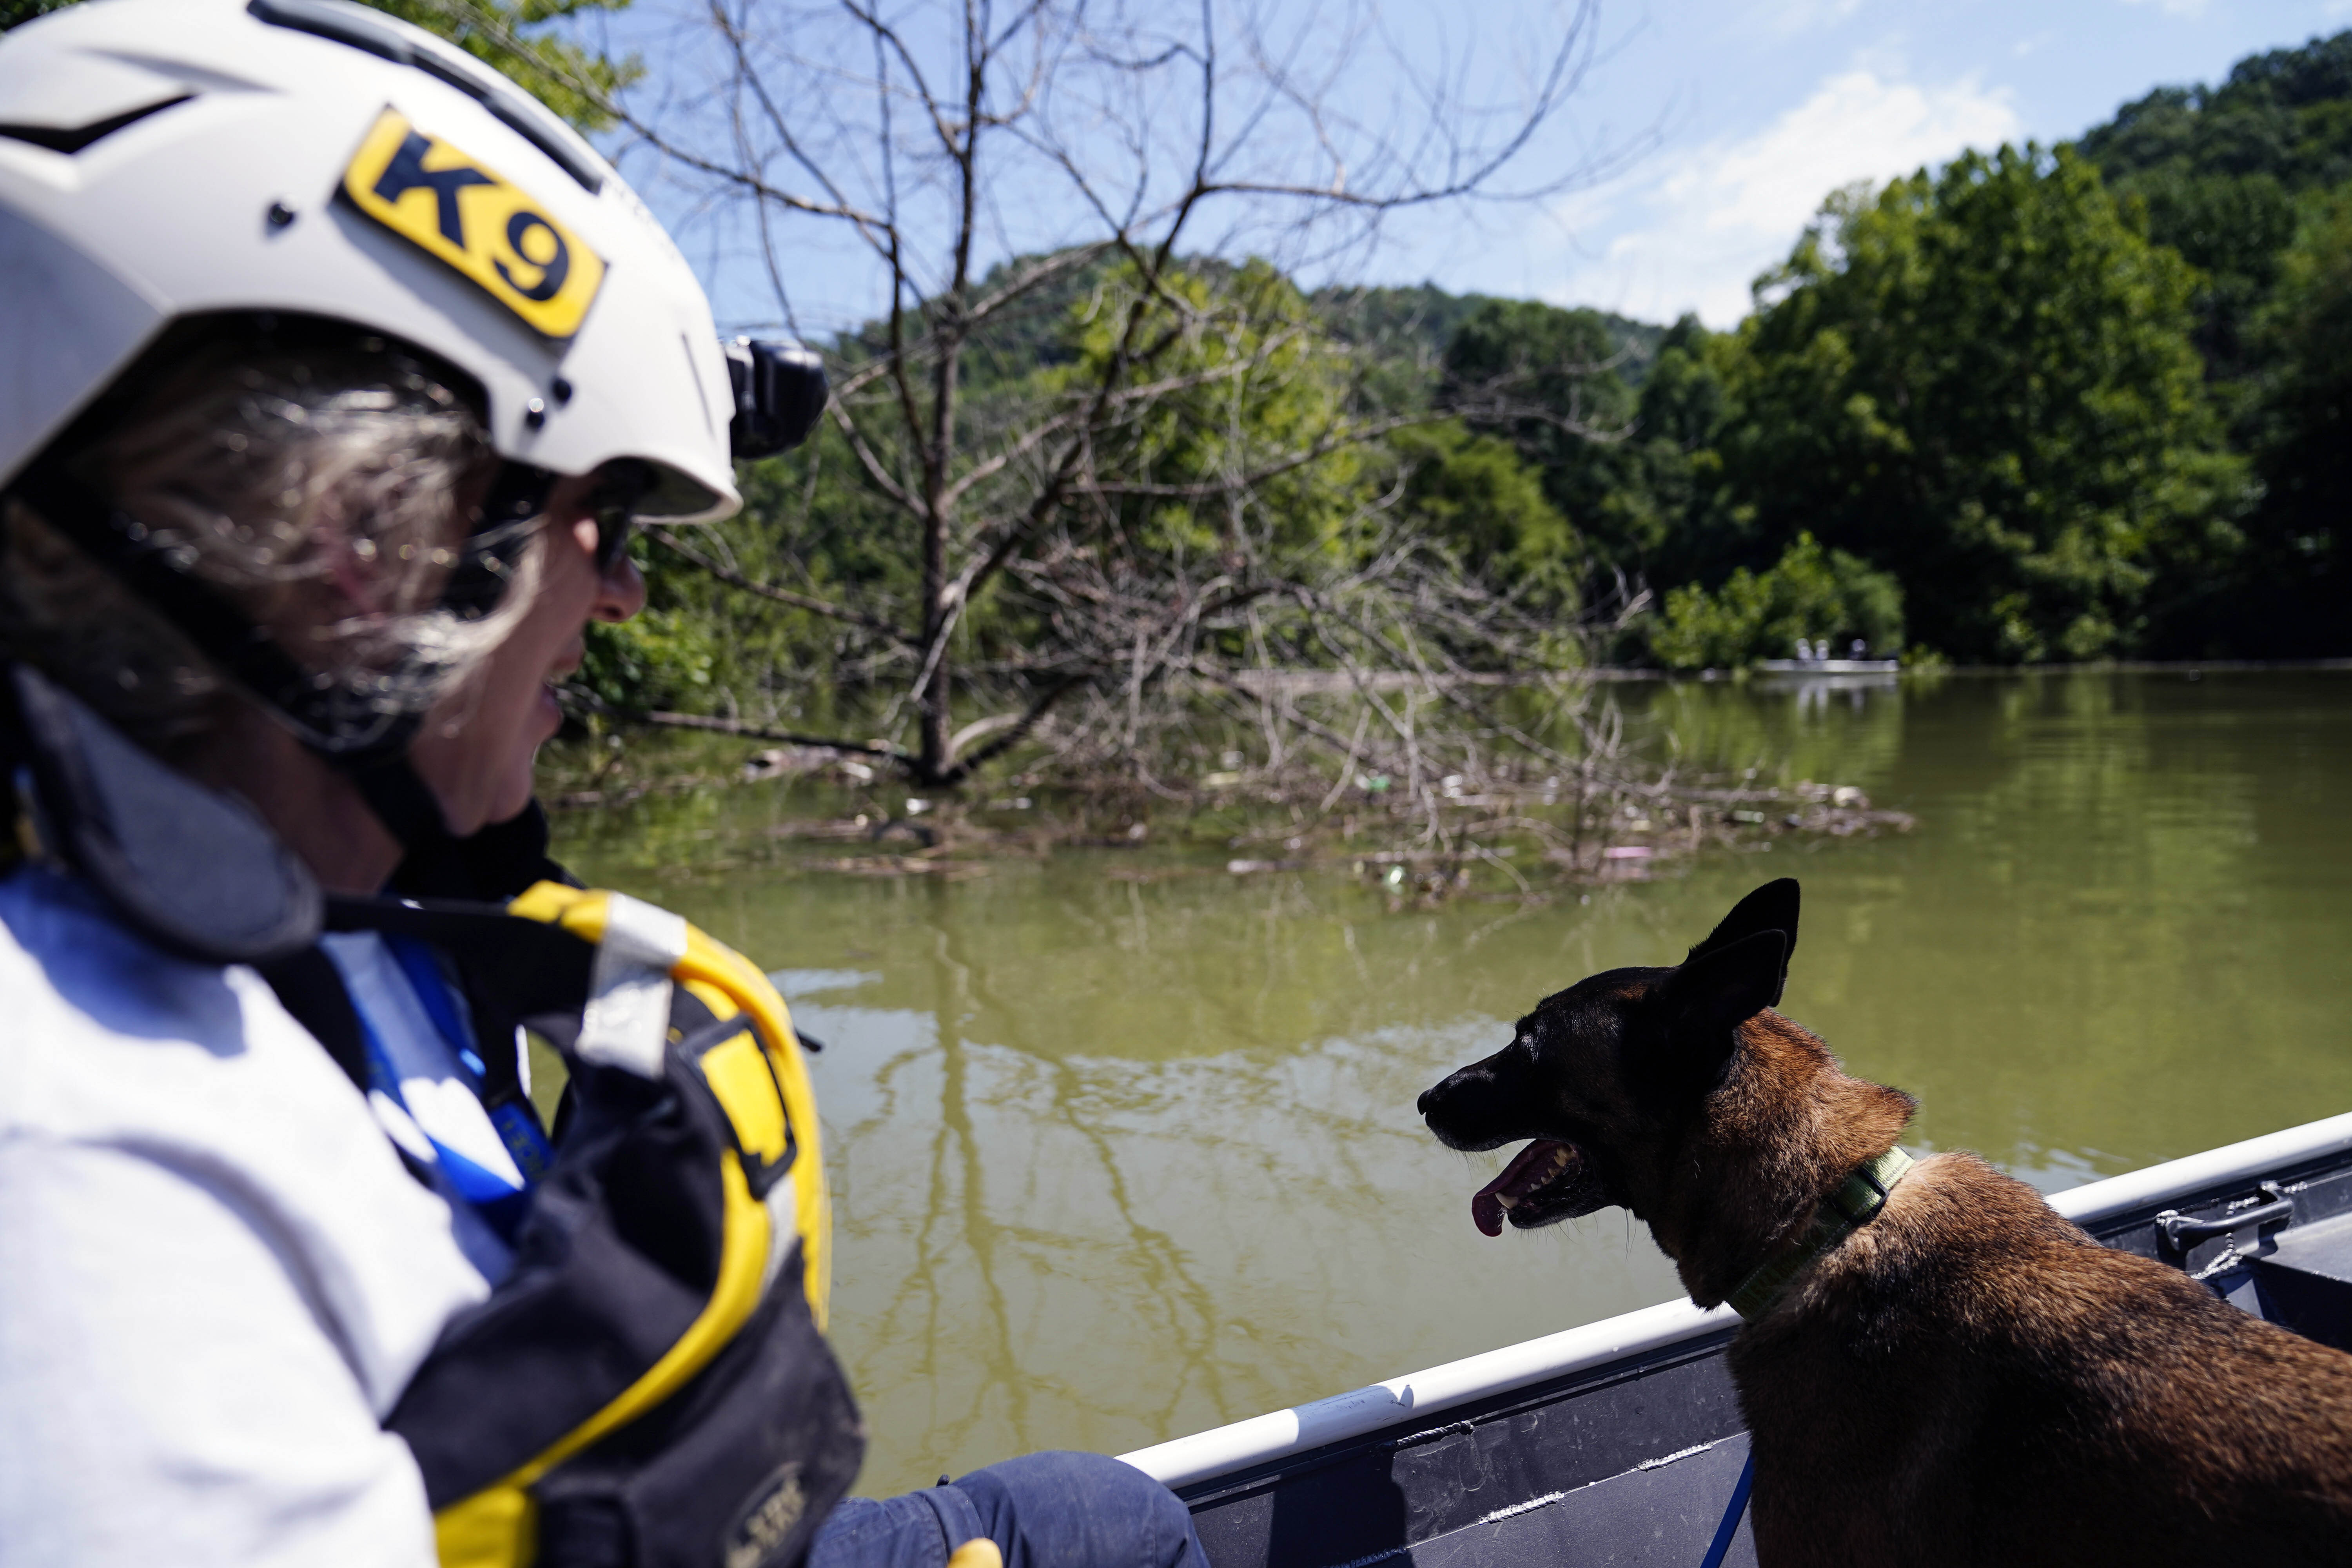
1495, 1191, 1519, 1209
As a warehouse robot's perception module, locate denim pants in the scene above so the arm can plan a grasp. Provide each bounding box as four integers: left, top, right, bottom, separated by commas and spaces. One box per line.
808, 1451, 1211, 1568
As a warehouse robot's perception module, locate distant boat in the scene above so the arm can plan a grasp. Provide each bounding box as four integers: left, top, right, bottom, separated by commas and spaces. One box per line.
1754, 657, 1900, 675
1126, 1111, 2352, 1568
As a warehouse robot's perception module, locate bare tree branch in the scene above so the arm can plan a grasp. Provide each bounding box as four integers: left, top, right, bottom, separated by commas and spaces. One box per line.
647, 526, 905, 638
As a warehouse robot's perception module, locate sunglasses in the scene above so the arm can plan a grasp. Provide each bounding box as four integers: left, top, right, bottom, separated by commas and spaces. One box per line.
590, 501, 635, 574
588, 460, 657, 574
441, 459, 657, 619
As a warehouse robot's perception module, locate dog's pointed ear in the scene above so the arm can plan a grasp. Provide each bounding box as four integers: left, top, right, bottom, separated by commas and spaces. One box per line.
1652, 929, 1788, 1095
1685, 878, 1798, 1005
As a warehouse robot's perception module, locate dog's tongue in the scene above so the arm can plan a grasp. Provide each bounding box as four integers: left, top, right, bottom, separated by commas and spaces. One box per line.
1472, 1139, 1576, 1237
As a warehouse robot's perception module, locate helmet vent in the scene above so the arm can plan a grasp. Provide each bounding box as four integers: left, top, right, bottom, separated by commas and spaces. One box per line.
246, 0, 606, 196
0, 93, 192, 155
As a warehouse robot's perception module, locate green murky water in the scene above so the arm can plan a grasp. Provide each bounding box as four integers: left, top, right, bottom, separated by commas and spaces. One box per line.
555, 670, 2352, 1496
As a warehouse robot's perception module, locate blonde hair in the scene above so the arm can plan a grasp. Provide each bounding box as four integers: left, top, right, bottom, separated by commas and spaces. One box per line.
2, 324, 540, 766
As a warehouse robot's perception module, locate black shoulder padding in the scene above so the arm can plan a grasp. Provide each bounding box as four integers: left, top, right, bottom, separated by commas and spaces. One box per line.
4, 664, 321, 964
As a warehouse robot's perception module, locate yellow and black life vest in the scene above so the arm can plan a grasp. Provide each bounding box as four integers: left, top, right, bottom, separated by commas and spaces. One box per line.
271, 883, 866, 1568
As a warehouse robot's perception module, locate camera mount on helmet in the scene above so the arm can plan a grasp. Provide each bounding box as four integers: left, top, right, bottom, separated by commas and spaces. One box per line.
726, 340, 828, 460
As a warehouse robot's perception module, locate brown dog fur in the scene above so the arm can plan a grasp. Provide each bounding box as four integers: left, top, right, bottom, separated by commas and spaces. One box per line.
1419, 879, 2352, 1566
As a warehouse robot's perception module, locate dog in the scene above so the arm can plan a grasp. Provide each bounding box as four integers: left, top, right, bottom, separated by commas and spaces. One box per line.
1417, 878, 2352, 1566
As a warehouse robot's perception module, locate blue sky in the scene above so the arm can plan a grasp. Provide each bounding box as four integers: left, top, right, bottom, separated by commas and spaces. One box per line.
595, 0, 2352, 334
1401, 0, 2352, 326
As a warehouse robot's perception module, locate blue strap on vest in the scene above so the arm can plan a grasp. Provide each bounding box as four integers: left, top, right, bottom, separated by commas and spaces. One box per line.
385, 933, 555, 1185
352, 934, 549, 1241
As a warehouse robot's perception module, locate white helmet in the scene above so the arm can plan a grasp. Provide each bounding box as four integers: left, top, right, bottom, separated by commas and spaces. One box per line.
0, 0, 818, 521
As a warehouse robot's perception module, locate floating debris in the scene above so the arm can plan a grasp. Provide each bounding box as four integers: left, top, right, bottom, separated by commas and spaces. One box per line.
812, 855, 986, 880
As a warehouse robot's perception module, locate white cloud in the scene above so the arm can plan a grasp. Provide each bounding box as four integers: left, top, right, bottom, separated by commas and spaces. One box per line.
2118, 0, 2209, 16
1545, 69, 2020, 327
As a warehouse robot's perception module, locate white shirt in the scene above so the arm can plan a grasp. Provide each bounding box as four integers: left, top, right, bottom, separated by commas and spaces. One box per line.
0, 867, 493, 1567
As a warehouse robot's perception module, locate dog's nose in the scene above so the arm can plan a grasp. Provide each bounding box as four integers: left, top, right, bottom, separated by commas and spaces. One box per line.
1416, 1084, 1439, 1116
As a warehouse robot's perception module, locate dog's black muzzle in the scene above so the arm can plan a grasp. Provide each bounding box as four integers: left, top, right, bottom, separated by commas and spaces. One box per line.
1421, 1053, 1618, 1232
1419, 1063, 1538, 1152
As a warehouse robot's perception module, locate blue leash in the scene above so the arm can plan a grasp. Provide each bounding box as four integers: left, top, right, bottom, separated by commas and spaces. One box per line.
1699, 1446, 1755, 1568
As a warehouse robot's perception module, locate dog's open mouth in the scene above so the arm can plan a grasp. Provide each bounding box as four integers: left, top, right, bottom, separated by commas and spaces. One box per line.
1470, 1138, 1593, 1236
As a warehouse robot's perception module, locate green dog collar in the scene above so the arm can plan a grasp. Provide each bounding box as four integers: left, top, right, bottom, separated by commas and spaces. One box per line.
1726, 1146, 1915, 1321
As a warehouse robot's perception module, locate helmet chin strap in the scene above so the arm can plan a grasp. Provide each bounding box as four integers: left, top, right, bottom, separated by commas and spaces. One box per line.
4, 453, 558, 861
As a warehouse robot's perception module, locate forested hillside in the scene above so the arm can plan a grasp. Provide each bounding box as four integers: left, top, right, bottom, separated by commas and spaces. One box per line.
1466, 29, 2352, 666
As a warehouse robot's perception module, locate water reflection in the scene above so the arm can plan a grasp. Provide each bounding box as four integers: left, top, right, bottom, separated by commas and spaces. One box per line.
558, 671, 2352, 1494
751, 878, 1696, 1492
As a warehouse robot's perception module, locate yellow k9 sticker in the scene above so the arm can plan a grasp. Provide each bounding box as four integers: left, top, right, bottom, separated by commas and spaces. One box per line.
343, 109, 605, 339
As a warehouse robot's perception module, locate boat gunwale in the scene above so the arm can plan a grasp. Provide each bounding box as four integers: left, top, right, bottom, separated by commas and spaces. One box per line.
1119, 1109, 2352, 1488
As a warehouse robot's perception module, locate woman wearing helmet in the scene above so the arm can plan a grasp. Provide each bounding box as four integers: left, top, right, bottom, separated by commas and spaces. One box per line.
0, 4, 1209, 1566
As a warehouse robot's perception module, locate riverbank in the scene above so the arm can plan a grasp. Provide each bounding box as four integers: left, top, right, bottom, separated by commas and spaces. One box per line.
541, 719, 1911, 900
544, 662, 2349, 890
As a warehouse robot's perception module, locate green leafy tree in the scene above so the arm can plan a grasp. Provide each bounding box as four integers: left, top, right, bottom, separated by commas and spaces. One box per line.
573, 606, 717, 713
2080, 33, 2352, 401
1440, 300, 1645, 568
1387, 421, 1581, 607
1069, 260, 1369, 569
2082, 33, 2352, 195
2118, 171, 2297, 393
2216, 183, 2352, 655
1436, 304, 1740, 646
1647, 534, 1903, 671
1717, 146, 2247, 662
1597, 315, 1742, 597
